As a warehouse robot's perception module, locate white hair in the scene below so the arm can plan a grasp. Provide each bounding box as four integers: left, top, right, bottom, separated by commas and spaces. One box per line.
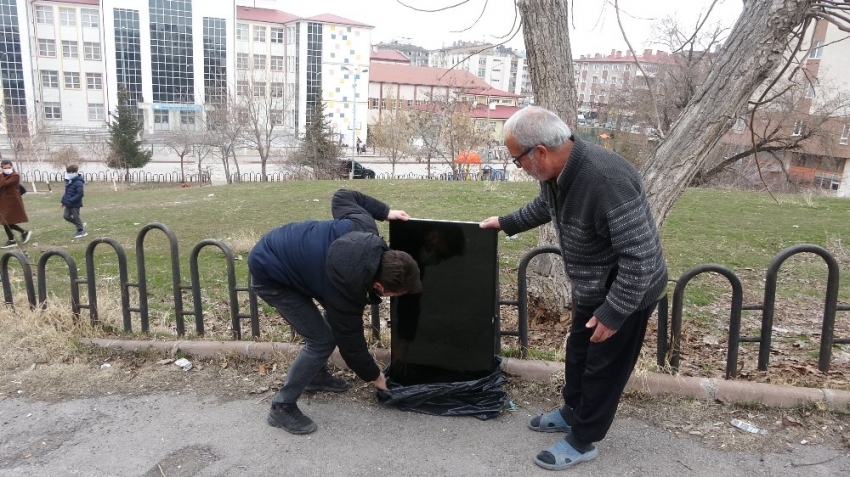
503, 106, 573, 151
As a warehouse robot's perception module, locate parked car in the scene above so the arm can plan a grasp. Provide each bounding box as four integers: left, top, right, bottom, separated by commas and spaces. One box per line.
339, 159, 375, 179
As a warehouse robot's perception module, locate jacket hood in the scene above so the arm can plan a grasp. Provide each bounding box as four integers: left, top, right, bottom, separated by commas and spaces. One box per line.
325, 231, 387, 303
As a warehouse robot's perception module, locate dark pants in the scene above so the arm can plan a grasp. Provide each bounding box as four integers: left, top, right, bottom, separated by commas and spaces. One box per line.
251, 282, 336, 405
3, 224, 25, 241
561, 300, 655, 444
63, 207, 84, 232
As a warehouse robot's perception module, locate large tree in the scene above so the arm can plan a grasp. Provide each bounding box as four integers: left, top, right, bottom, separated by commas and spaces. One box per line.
107, 90, 152, 179
517, 0, 848, 313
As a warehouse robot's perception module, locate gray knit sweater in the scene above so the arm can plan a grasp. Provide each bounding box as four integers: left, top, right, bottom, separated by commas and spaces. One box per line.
499, 138, 667, 331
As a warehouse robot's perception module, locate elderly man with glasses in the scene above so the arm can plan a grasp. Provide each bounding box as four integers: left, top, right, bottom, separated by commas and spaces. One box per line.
480, 106, 667, 471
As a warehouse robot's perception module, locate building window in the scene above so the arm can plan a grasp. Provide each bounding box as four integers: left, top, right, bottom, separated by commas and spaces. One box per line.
36, 5, 53, 25
62, 40, 78, 58
253, 82, 266, 97
154, 110, 169, 130
237, 81, 249, 96
59, 7, 75, 26
203, 17, 227, 104
86, 73, 103, 90
792, 120, 805, 136
253, 25, 266, 42
180, 111, 195, 130
88, 103, 104, 120
236, 23, 248, 41
83, 42, 101, 60
286, 25, 295, 44
271, 27, 284, 43
253, 54, 265, 70
733, 117, 745, 132
271, 111, 283, 125
841, 124, 849, 145
150, 0, 194, 103
810, 40, 823, 59
270, 55, 284, 71
477, 68, 485, 77
38, 39, 56, 57
81, 8, 99, 28
271, 82, 284, 98
114, 8, 143, 109
64, 72, 81, 89
804, 82, 815, 98
44, 102, 62, 120
41, 70, 59, 88
237, 53, 249, 69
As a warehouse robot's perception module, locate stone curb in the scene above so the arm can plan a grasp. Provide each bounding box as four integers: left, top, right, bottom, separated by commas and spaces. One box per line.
85, 338, 850, 410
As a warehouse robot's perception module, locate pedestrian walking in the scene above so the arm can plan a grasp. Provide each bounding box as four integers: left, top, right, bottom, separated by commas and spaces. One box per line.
0, 160, 32, 248
60, 164, 87, 239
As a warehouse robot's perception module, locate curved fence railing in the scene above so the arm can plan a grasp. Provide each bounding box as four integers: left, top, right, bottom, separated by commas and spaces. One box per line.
497, 244, 848, 375
3, 230, 845, 377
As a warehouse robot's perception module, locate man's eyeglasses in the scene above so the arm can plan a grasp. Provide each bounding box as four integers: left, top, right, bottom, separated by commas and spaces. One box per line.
512, 146, 535, 168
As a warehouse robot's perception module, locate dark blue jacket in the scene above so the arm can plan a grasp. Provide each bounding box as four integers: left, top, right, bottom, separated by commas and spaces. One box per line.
61, 175, 85, 208
248, 189, 390, 381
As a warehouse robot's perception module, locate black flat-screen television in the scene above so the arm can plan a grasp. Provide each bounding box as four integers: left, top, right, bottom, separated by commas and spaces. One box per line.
389, 219, 499, 385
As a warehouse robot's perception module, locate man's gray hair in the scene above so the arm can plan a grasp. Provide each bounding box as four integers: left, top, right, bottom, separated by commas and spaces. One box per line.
503, 106, 573, 150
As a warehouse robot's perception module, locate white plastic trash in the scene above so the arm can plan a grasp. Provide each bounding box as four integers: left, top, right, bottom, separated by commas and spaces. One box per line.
174, 358, 193, 371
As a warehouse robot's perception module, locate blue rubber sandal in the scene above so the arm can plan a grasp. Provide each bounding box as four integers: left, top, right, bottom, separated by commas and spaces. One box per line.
527, 408, 571, 433
534, 438, 598, 470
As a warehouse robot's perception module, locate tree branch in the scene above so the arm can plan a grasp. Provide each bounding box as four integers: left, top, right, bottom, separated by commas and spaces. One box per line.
614, 0, 664, 138
396, 0, 470, 13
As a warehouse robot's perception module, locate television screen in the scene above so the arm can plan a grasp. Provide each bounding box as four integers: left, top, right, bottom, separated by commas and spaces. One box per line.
389, 219, 499, 385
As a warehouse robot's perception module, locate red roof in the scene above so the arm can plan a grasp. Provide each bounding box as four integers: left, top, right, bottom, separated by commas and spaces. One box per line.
466, 87, 523, 99
368, 62, 490, 89
469, 104, 522, 120
371, 50, 411, 63
237, 6, 300, 24
304, 13, 372, 28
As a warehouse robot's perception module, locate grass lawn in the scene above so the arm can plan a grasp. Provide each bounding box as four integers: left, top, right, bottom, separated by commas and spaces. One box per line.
8, 180, 850, 385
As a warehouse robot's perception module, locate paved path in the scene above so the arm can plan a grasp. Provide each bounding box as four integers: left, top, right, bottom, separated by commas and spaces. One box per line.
1, 392, 849, 476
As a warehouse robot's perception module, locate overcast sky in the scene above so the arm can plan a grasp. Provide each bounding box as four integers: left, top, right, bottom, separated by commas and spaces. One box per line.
278, 0, 744, 55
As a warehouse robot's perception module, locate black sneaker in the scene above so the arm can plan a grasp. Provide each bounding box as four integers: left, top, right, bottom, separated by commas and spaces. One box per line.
267, 403, 317, 434
1, 240, 16, 249
304, 370, 350, 393
21, 230, 32, 244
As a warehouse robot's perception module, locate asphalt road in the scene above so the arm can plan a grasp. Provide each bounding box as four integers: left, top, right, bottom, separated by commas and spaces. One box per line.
1, 393, 848, 477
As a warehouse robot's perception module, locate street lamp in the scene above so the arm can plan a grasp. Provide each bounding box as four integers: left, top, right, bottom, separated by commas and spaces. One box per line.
341, 65, 368, 179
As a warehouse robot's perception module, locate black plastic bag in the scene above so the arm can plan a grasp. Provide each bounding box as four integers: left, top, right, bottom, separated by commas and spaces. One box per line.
376, 357, 507, 420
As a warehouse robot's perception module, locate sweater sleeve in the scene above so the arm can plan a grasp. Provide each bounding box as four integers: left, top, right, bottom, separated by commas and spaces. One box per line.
592, 195, 662, 330
497, 186, 552, 236
324, 301, 381, 382
331, 189, 390, 234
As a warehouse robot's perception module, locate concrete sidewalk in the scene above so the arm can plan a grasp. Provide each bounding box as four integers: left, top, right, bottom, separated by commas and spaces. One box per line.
3, 391, 848, 476
85, 338, 850, 410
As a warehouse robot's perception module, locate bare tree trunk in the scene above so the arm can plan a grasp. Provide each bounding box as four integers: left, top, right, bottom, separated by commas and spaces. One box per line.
641, 0, 813, 228
518, 0, 578, 313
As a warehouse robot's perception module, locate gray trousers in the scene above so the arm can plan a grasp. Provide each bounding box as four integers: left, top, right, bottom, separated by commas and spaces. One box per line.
252, 282, 335, 405
63, 207, 84, 232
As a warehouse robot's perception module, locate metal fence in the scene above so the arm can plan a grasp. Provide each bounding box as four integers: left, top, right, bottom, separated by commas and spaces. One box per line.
19, 168, 512, 184
3, 225, 845, 375
499, 244, 848, 375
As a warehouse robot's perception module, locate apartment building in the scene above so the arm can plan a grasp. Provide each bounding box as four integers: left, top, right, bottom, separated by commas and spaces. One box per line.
429, 41, 531, 98
719, 19, 850, 195
572, 49, 670, 113
0, 0, 372, 152
374, 40, 428, 66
